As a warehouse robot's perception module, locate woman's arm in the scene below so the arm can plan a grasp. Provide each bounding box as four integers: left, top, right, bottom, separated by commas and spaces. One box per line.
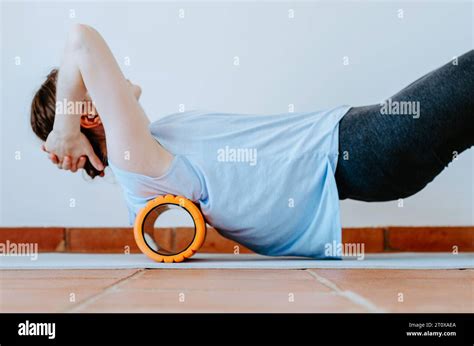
47, 24, 173, 177
45, 27, 103, 172
71, 24, 173, 176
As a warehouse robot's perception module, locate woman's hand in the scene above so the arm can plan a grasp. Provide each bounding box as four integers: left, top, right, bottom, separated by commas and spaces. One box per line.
43, 129, 104, 172
44, 149, 87, 173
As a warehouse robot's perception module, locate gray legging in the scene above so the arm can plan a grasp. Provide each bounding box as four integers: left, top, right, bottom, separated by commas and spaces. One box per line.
335, 49, 474, 201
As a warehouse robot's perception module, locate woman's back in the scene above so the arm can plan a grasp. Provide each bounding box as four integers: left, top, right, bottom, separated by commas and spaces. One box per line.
110, 105, 351, 258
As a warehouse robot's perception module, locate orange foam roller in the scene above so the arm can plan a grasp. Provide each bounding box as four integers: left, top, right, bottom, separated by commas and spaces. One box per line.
133, 194, 207, 263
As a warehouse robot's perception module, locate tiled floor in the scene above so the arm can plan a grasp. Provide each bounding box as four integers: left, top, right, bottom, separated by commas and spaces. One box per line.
1, 268, 472, 313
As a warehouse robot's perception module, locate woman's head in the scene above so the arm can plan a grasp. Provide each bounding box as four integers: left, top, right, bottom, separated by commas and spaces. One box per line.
30, 68, 108, 178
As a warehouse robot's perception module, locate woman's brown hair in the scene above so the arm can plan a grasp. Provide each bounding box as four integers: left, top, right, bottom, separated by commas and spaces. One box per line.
30, 68, 107, 178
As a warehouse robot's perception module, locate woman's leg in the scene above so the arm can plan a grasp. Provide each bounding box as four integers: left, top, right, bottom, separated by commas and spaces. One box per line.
336, 50, 474, 201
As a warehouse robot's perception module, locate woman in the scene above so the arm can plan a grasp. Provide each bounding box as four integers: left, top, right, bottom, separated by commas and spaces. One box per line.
31, 24, 473, 258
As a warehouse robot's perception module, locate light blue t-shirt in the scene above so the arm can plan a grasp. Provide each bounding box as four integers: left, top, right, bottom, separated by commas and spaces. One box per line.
109, 106, 351, 258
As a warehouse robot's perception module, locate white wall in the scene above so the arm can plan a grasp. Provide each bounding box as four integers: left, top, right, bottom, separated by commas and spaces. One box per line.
1, 0, 472, 227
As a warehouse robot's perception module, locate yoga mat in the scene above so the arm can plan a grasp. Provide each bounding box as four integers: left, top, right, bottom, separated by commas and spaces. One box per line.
0, 253, 472, 270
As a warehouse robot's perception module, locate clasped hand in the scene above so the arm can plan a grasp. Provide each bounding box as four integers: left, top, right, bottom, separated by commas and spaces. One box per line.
42, 129, 104, 173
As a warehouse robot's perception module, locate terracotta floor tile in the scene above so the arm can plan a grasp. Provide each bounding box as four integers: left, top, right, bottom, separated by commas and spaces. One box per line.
310, 269, 474, 313
75, 289, 365, 313
0, 288, 103, 313
74, 269, 366, 312
1, 278, 123, 290
342, 228, 385, 253
200, 227, 253, 254
139, 268, 316, 281
67, 228, 141, 253
121, 269, 330, 292
386, 227, 474, 252
0, 269, 138, 280
0, 269, 140, 312
0, 228, 65, 252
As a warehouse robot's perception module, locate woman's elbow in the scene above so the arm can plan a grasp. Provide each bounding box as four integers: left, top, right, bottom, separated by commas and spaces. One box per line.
68, 23, 97, 52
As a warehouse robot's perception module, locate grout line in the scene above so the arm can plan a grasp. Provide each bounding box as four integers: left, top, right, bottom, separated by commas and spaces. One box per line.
338, 291, 383, 313
64, 228, 70, 252
64, 269, 146, 313
305, 270, 385, 313
304, 269, 341, 292
171, 227, 177, 252
383, 227, 391, 251
55, 228, 67, 252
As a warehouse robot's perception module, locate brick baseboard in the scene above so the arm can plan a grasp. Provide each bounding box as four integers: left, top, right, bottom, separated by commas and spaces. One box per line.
0, 227, 473, 254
